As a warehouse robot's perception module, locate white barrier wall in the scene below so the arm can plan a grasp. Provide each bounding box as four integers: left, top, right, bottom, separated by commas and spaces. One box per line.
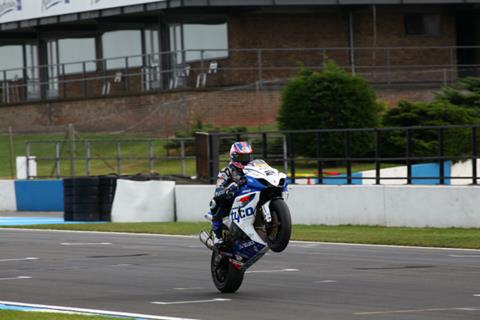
173, 185, 480, 228
175, 185, 215, 222
111, 180, 175, 222
0, 180, 17, 211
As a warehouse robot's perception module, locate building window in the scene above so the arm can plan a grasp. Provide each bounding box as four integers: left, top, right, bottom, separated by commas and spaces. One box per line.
102, 30, 143, 70
58, 38, 96, 74
0, 45, 24, 80
405, 14, 441, 36
170, 22, 229, 63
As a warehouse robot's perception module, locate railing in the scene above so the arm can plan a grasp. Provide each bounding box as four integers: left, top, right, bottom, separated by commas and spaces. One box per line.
24, 137, 195, 179
200, 125, 480, 185
2, 45, 480, 105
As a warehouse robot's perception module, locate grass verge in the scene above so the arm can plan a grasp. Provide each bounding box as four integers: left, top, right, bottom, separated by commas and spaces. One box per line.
4, 223, 480, 249
0, 310, 120, 320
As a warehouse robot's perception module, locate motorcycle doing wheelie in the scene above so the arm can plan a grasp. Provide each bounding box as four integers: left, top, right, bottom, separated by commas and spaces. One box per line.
199, 159, 292, 293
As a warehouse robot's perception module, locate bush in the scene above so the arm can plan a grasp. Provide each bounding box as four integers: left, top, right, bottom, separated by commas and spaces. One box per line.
278, 62, 381, 157
382, 100, 478, 157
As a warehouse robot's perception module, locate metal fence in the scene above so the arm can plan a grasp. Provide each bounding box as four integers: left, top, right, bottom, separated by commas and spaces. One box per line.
22, 137, 195, 179
202, 125, 480, 185
2, 45, 480, 105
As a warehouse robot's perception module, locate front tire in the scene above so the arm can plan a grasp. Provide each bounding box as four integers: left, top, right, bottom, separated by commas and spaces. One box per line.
211, 251, 244, 293
267, 199, 292, 252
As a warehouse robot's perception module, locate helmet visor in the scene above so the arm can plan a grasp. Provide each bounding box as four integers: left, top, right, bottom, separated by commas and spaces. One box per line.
234, 153, 252, 165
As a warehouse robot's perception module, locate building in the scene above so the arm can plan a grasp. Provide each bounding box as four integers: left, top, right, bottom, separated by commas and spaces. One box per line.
1, 0, 480, 134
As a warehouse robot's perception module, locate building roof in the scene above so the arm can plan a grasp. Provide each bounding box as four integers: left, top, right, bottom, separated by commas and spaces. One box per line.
1, 0, 479, 32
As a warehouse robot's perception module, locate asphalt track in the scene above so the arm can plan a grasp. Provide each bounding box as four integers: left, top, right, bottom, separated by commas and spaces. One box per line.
1, 229, 479, 320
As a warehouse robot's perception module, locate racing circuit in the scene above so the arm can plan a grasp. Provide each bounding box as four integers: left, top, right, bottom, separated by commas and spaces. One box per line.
1, 227, 480, 320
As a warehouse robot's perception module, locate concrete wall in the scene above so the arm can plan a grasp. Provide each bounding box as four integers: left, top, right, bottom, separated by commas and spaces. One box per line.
0, 180, 17, 211
175, 185, 480, 228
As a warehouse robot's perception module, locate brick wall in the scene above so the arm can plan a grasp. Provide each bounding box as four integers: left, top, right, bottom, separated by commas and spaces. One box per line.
0, 86, 436, 136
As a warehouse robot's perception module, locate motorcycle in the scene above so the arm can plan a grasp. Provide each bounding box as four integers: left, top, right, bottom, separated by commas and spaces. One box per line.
199, 159, 292, 293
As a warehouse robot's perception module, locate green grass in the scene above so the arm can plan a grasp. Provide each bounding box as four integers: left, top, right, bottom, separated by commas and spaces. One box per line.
5, 223, 480, 249
0, 310, 120, 320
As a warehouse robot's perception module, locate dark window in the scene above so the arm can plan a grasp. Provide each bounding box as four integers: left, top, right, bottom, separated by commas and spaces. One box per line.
405, 14, 441, 36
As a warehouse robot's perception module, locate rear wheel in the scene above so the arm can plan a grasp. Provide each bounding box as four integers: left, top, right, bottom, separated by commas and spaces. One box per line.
267, 199, 292, 252
211, 251, 244, 293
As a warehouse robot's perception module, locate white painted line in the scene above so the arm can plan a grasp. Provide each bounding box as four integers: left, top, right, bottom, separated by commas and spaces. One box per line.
246, 268, 299, 274
173, 287, 204, 291
0, 257, 38, 262
314, 280, 337, 283
153, 298, 231, 305
61, 242, 112, 246
5, 228, 480, 252
0, 301, 198, 320
448, 255, 480, 258
354, 307, 480, 315
473, 294, 480, 297
0, 276, 32, 281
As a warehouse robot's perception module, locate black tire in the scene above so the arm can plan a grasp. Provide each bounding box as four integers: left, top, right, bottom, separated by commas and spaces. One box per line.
64, 186, 99, 197
63, 177, 99, 188
64, 195, 99, 204
211, 251, 244, 293
267, 199, 292, 253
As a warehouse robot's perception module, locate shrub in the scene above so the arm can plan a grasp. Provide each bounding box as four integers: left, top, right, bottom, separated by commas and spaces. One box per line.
382, 100, 478, 157
278, 62, 381, 157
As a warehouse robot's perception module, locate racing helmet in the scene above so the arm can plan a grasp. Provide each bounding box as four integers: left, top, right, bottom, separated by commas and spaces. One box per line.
230, 142, 253, 169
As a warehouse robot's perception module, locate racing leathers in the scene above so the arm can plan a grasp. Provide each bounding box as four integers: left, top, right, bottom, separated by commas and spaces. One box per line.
210, 162, 246, 240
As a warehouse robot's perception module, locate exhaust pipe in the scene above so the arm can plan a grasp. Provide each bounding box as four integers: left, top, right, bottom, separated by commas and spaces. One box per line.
199, 231, 214, 250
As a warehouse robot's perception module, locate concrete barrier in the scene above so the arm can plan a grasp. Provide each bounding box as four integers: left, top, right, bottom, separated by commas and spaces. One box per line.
286, 185, 386, 225
171, 184, 480, 228
175, 185, 215, 222
0, 180, 17, 211
111, 180, 175, 222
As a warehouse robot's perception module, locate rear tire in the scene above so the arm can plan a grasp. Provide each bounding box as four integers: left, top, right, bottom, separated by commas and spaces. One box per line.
267, 199, 292, 253
211, 251, 244, 293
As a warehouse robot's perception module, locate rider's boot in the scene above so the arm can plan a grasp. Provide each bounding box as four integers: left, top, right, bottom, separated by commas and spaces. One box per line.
211, 219, 224, 248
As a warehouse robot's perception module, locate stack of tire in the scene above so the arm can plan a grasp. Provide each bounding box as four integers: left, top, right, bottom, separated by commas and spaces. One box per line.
98, 175, 117, 222
63, 177, 100, 222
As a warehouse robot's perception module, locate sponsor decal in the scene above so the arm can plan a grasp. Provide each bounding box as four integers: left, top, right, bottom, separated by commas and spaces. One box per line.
42, 0, 70, 12
230, 206, 254, 223
0, 0, 21, 18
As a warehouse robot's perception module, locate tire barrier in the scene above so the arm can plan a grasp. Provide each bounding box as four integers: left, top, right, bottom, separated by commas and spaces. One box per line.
63, 177, 100, 222
98, 175, 117, 222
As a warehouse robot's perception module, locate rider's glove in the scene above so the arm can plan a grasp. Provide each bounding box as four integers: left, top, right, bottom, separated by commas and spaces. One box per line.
225, 182, 238, 198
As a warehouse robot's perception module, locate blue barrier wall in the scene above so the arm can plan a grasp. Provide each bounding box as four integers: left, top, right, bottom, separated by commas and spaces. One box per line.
412, 161, 452, 185
15, 180, 64, 212
317, 173, 363, 185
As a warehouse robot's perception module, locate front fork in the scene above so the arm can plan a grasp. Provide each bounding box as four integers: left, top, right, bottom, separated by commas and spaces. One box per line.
262, 201, 272, 223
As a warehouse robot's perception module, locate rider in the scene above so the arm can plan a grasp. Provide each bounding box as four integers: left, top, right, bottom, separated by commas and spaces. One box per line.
210, 141, 253, 246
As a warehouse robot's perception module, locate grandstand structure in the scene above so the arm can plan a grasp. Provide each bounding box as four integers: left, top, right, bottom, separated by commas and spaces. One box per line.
0, 0, 480, 134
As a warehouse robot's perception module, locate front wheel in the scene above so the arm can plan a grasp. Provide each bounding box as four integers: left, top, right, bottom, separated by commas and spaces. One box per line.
211, 251, 244, 293
267, 199, 292, 252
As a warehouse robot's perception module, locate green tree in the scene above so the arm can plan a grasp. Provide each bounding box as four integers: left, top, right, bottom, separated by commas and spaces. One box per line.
278, 62, 381, 157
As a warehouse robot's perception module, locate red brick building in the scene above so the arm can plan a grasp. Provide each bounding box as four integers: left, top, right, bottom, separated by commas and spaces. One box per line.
0, 0, 480, 134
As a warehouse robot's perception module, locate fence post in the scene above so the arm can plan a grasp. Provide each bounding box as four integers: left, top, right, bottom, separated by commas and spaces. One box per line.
68, 124, 76, 178
439, 128, 445, 185
262, 133, 268, 160
344, 131, 352, 184
86, 141, 91, 177
180, 139, 186, 177
125, 57, 130, 93
8, 127, 15, 179
375, 129, 381, 185
316, 132, 323, 184
287, 133, 295, 183
55, 142, 61, 178
148, 140, 154, 173
406, 129, 412, 185
26, 142, 30, 180
386, 48, 391, 85
472, 127, 478, 185
116, 142, 122, 175
282, 135, 288, 175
